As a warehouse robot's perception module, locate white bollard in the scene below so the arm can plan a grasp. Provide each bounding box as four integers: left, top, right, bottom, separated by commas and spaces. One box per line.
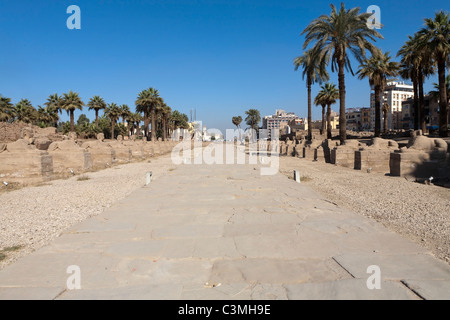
146, 172, 152, 186
294, 170, 300, 183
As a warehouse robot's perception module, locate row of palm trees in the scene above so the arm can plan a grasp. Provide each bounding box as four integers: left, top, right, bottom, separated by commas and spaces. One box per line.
0, 88, 190, 140
295, 4, 449, 142
232, 109, 261, 133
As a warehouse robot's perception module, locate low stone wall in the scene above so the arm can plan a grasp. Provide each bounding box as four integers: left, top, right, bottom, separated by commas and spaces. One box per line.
314, 139, 338, 163
0, 139, 53, 183
389, 136, 449, 179
330, 140, 363, 168
0, 136, 200, 184
81, 140, 116, 170
106, 141, 132, 164
302, 139, 323, 160
48, 140, 92, 176
354, 138, 399, 173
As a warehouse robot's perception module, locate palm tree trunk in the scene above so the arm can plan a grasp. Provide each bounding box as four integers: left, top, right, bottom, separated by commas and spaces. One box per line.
162, 118, 167, 141
111, 120, 115, 140
70, 110, 75, 132
327, 104, 332, 139
307, 78, 312, 142
95, 110, 99, 126
413, 75, 419, 130
143, 110, 149, 139
438, 59, 448, 137
151, 107, 156, 141
321, 105, 326, 135
374, 85, 381, 137
338, 60, 346, 143
418, 69, 426, 133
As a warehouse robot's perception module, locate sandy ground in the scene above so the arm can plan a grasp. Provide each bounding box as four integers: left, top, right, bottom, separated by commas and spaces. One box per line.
0, 154, 176, 270
279, 156, 450, 264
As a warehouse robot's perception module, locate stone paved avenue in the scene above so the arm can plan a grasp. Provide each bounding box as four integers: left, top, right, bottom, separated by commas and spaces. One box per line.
0, 149, 449, 300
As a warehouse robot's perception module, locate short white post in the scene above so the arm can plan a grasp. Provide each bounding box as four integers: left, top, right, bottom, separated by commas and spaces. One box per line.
294, 170, 300, 183
146, 172, 152, 186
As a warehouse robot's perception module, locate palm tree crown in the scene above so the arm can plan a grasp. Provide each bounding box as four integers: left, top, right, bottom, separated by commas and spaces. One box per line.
105, 103, 122, 139
87, 96, 107, 125
14, 99, 36, 123
0, 95, 14, 122
62, 91, 84, 132
136, 88, 161, 140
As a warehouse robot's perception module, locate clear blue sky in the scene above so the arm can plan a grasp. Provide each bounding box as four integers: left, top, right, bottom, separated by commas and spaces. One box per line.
0, 0, 448, 133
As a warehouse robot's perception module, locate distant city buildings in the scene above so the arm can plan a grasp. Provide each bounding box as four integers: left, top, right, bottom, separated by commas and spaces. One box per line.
402, 95, 440, 130
262, 109, 302, 139
370, 81, 414, 131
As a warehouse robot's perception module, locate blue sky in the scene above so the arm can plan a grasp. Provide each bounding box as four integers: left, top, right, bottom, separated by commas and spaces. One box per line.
0, 0, 448, 133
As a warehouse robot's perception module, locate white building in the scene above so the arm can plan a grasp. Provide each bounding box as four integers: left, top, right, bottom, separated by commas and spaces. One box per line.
370, 81, 414, 131
262, 109, 300, 139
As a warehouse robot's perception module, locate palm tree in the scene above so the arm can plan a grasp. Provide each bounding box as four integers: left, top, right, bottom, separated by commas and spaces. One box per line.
399, 33, 436, 133
430, 75, 450, 126
87, 96, 106, 126
44, 94, 63, 115
245, 109, 261, 141
14, 99, 36, 123
135, 88, 161, 141
314, 90, 327, 135
36, 105, 57, 127
318, 83, 340, 139
357, 50, 400, 137
302, 3, 383, 143
417, 49, 435, 133
382, 103, 390, 133
104, 103, 122, 139
120, 104, 131, 125
294, 47, 329, 141
232, 116, 243, 141
417, 11, 450, 137
232, 116, 243, 131
160, 103, 172, 141
430, 75, 450, 103
0, 95, 14, 122
170, 110, 189, 130
61, 91, 84, 132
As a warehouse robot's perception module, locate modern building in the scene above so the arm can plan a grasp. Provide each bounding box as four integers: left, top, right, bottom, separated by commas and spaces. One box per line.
370, 81, 414, 131
361, 108, 371, 130
262, 109, 301, 139
345, 108, 362, 131
402, 95, 440, 131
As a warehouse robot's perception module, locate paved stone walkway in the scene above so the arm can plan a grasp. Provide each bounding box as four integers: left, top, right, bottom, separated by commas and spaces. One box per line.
0, 151, 449, 300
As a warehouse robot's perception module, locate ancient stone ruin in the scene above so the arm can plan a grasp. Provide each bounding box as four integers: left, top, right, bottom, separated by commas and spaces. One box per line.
0, 139, 53, 183
390, 135, 449, 181
354, 138, 399, 174
48, 140, 92, 177
330, 139, 365, 168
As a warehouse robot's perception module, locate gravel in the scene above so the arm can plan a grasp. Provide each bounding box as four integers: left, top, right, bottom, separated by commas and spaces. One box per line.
0, 154, 176, 270
280, 156, 450, 264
